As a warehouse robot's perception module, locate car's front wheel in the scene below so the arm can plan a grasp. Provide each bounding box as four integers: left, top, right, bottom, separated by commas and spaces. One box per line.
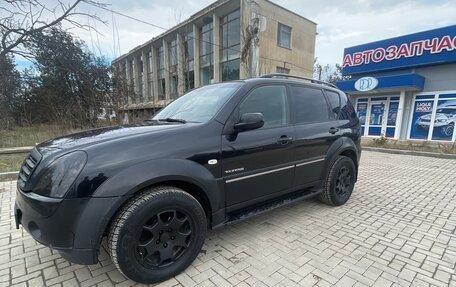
320, 155, 356, 206
108, 186, 207, 284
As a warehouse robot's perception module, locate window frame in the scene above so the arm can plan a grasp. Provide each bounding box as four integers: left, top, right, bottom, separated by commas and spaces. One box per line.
323, 89, 342, 120
235, 84, 292, 130
289, 84, 332, 125
277, 23, 292, 49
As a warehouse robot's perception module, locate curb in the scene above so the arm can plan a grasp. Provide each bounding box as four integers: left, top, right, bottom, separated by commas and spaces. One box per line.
0, 171, 18, 182
0, 146, 34, 155
363, 147, 456, 160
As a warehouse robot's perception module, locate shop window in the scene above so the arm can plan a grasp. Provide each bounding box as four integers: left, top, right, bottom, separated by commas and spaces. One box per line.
291, 86, 329, 124
356, 100, 368, 135
277, 23, 292, 49
409, 96, 435, 140
431, 95, 456, 141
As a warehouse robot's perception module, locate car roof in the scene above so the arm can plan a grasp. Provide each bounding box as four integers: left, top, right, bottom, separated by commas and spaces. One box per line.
243, 77, 343, 93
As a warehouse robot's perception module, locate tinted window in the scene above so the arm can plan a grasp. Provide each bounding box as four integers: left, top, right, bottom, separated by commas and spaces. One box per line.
339, 92, 354, 120
240, 85, 289, 128
325, 90, 341, 119
291, 86, 329, 124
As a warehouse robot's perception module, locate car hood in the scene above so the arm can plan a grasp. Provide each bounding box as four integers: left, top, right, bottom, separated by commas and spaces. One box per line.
36, 121, 184, 155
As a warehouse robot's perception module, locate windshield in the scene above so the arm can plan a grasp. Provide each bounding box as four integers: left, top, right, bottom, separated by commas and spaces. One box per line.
151, 82, 243, 123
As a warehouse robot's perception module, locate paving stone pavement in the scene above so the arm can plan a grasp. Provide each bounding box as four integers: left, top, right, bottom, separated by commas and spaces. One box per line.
1, 151, 456, 287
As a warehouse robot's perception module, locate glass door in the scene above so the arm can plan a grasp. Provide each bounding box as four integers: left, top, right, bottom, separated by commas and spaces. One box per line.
368, 101, 386, 136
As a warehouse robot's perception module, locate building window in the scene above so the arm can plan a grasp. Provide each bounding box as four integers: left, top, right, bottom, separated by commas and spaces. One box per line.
169, 39, 178, 69
158, 45, 165, 100
184, 32, 195, 92
200, 21, 214, 86
276, 67, 290, 74
277, 23, 292, 49
169, 39, 178, 98
170, 75, 178, 99
131, 59, 136, 102
220, 9, 240, 81
139, 57, 145, 101
147, 51, 154, 101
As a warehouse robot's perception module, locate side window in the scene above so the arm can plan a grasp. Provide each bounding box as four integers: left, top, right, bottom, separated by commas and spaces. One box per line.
239, 85, 289, 128
291, 86, 329, 124
325, 90, 341, 119
339, 92, 355, 120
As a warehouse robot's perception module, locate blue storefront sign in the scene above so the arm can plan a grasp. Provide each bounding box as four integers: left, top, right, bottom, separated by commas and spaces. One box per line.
342, 25, 456, 76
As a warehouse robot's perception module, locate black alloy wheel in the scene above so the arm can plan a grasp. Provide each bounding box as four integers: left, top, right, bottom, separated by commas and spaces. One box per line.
135, 209, 193, 268
108, 186, 207, 284
320, 155, 356, 206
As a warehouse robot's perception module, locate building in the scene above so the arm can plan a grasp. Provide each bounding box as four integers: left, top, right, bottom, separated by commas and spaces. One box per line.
112, 0, 316, 120
337, 25, 456, 143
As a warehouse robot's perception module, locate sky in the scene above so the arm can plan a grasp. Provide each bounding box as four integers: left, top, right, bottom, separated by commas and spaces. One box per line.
14, 0, 456, 70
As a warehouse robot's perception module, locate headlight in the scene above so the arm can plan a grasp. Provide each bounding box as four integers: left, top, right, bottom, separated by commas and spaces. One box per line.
34, 151, 87, 198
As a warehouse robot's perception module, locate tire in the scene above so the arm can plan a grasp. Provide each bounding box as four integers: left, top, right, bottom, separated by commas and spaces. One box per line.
108, 186, 207, 284
320, 155, 356, 206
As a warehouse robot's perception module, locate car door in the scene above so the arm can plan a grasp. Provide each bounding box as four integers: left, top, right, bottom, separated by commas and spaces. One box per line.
291, 85, 340, 187
222, 84, 295, 208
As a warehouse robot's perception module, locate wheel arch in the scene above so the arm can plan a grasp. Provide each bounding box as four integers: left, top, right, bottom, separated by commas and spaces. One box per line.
324, 137, 360, 181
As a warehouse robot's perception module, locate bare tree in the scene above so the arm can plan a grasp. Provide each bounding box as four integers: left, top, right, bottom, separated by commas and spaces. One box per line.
0, 0, 105, 59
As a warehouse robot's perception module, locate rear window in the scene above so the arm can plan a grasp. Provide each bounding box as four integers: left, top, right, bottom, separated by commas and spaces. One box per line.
290, 86, 329, 124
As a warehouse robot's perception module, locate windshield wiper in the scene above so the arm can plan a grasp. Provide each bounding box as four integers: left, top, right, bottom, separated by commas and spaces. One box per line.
157, 118, 187, 124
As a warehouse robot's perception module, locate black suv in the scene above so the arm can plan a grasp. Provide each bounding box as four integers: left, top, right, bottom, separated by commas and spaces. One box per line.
15, 74, 361, 284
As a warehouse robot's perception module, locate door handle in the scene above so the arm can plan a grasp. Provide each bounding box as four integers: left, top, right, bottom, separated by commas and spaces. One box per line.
329, 127, 340, 134
277, 135, 293, 145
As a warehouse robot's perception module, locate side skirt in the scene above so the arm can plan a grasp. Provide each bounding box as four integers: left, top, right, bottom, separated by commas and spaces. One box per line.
224, 187, 323, 225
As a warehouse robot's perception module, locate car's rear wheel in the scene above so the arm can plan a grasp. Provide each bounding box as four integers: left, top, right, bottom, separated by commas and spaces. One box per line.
108, 186, 207, 284
320, 155, 356, 206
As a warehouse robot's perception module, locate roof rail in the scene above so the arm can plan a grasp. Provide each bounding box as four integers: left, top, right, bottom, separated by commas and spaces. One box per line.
259, 73, 337, 88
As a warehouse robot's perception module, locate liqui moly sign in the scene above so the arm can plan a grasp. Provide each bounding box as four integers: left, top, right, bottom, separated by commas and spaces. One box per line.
342, 25, 456, 76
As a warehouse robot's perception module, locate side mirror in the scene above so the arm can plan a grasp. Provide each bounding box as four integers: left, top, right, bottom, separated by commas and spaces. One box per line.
234, 113, 264, 132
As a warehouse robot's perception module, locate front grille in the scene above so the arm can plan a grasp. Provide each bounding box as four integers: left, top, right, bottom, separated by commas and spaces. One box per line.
18, 149, 41, 189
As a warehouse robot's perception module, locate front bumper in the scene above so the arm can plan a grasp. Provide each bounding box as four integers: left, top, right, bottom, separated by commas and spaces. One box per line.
14, 187, 123, 265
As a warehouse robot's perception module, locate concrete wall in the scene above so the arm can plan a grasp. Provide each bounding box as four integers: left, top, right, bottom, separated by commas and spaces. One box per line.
417, 63, 456, 93
243, 0, 316, 78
